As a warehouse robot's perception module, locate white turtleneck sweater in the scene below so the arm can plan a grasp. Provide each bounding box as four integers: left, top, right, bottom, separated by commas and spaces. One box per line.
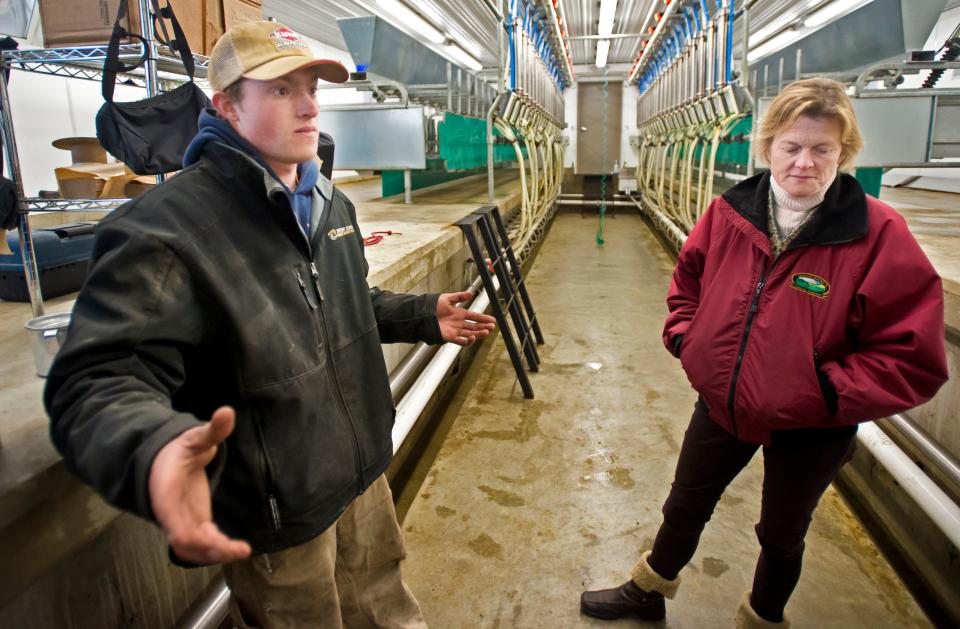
770, 174, 835, 236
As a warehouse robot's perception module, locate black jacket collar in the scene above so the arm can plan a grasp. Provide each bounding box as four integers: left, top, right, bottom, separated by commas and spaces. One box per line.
721, 171, 868, 247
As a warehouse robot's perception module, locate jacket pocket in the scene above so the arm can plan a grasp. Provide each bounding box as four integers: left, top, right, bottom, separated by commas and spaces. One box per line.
746, 344, 831, 430
251, 371, 359, 521
678, 315, 703, 384
814, 347, 839, 416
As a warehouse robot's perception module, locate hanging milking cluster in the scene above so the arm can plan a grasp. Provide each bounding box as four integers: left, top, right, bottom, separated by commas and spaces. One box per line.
503, 0, 570, 122
628, 0, 753, 241
490, 0, 571, 257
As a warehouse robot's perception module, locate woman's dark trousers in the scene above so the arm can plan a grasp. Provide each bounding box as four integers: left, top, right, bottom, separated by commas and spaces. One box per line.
647, 400, 857, 622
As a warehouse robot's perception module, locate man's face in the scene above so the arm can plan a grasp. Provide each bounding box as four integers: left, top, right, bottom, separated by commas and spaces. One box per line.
768, 115, 843, 198
227, 67, 321, 172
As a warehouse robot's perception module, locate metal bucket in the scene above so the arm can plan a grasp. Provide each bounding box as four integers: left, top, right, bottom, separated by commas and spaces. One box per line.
24, 312, 71, 377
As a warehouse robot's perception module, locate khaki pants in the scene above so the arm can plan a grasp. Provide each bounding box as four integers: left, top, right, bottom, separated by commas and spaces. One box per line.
223, 475, 426, 629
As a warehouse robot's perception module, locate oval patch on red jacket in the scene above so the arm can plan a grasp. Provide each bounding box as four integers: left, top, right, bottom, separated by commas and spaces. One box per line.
790, 273, 830, 299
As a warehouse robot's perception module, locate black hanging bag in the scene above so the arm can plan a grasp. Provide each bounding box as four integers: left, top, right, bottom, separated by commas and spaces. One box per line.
95, 0, 210, 175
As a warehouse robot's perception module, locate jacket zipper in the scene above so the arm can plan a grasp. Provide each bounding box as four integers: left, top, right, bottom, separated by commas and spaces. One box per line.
296, 270, 318, 310
268, 495, 282, 531
309, 261, 366, 492
726, 259, 771, 437
253, 417, 283, 531
296, 268, 323, 349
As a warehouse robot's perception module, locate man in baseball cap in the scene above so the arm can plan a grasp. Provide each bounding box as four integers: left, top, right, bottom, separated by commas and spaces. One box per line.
207, 20, 349, 91
46, 19, 494, 628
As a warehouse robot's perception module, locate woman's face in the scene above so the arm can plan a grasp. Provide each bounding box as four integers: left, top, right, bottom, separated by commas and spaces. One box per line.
768, 115, 843, 198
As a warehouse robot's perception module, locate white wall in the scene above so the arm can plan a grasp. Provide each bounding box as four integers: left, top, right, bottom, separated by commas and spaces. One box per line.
620, 83, 638, 172
563, 85, 577, 168
3, 7, 367, 196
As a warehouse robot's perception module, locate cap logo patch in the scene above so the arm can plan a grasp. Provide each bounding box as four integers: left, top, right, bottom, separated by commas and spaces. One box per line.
270, 26, 306, 49
790, 273, 830, 299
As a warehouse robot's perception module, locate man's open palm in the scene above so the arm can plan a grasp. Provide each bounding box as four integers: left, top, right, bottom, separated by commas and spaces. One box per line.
148, 406, 252, 564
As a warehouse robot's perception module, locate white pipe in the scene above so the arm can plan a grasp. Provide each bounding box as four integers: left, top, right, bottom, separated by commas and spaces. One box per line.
389, 278, 485, 400
557, 199, 636, 207
629, 194, 687, 249
858, 423, 960, 550
888, 413, 960, 490
392, 289, 491, 453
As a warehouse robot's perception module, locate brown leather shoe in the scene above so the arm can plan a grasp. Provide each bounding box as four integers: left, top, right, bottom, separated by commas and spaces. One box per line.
580, 580, 666, 620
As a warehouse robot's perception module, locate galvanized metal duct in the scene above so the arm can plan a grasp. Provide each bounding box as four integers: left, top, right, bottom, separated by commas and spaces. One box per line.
745, 0, 947, 90
263, 0, 501, 67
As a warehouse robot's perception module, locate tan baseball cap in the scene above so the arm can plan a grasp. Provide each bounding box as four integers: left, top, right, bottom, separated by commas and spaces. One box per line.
208, 21, 349, 92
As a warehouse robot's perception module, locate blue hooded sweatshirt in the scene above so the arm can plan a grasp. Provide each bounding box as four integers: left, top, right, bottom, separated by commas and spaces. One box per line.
183, 108, 319, 237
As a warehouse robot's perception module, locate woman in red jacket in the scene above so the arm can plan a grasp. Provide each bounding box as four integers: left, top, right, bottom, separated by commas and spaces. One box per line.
580, 78, 948, 627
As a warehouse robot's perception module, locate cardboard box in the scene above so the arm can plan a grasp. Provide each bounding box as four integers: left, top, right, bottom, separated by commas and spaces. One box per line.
51, 137, 155, 199
155, 0, 204, 56
39, 0, 205, 55
222, 0, 261, 31
39, 0, 130, 48
204, 0, 225, 53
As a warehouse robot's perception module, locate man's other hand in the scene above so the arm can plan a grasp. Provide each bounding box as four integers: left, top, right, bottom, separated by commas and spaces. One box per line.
148, 406, 252, 565
437, 291, 496, 346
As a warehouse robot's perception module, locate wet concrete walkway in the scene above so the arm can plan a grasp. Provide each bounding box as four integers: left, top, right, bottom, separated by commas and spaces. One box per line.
400, 210, 930, 628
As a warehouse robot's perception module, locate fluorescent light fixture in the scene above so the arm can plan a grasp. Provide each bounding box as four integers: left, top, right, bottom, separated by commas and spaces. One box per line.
445, 43, 483, 71
376, 0, 445, 44
749, 0, 827, 47
749, 14, 798, 47
413, 1, 445, 25
454, 34, 485, 59
596, 39, 610, 68
598, 0, 618, 37
747, 29, 802, 62
803, 0, 866, 28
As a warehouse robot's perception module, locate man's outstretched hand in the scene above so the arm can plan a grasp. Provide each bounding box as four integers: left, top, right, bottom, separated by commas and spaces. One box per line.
148, 406, 252, 565
437, 291, 497, 346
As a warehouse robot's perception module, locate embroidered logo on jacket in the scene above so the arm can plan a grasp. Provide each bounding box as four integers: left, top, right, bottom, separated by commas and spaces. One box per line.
327, 225, 355, 241
790, 273, 830, 299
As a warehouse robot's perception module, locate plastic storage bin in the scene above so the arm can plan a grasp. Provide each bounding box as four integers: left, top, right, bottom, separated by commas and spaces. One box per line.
0, 223, 96, 302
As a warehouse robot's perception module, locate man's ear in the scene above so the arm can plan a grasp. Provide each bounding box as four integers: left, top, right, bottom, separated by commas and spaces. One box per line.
212, 91, 239, 124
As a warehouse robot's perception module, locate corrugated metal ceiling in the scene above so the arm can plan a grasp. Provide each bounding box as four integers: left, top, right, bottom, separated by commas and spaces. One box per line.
261, 1, 911, 78
262, 0, 502, 68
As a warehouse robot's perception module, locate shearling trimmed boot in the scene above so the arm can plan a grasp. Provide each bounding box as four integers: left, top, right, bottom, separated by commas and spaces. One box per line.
580, 551, 679, 621
735, 591, 791, 629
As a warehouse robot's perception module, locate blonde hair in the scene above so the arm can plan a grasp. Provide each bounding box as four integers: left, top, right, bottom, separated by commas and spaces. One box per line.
754, 78, 864, 170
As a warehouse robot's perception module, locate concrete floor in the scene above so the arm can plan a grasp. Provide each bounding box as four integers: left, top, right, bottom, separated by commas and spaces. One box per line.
399, 210, 931, 628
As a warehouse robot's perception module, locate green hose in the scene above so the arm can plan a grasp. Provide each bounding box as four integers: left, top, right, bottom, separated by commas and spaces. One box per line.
597, 67, 609, 245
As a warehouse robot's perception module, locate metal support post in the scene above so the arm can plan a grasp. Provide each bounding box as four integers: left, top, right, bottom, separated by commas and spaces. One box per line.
742, 6, 750, 90
0, 54, 43, 316
404, 169, 412, 204
137, 0, 165, 185
447, 62, 452, 111
457, 67, 462, 113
